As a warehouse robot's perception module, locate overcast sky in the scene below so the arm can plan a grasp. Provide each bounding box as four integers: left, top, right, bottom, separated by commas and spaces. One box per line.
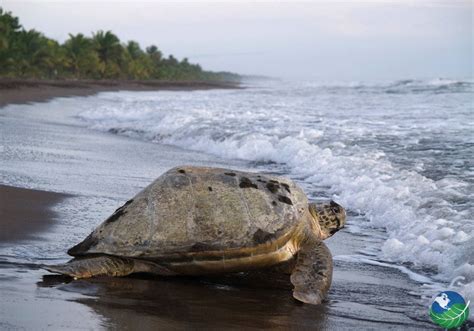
2, 0, 472, 81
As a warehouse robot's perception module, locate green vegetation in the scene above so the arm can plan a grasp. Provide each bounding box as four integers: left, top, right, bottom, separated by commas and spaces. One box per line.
0, 8, 240, 82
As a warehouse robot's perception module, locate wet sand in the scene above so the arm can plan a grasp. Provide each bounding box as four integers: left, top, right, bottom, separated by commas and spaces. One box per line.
0, 185, 69, 242
0, 78, 240, 107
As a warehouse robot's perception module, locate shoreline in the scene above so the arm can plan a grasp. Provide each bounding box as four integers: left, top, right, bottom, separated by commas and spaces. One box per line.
0, 78, 241, 107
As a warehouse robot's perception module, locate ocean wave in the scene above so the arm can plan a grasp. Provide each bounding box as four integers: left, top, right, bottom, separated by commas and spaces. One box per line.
291, 78, 474, 95
384, 78, 473, 94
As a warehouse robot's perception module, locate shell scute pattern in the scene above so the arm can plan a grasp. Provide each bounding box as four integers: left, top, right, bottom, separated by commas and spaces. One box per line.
69, 166, 309, 259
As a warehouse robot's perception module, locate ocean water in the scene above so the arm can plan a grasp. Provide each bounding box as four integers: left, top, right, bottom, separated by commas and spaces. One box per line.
73, 78, 474, 311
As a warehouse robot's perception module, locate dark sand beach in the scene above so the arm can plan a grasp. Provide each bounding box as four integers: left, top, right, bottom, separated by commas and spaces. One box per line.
0, 185, 69, 242
0, 84, 436, 330
0, 79, 239, 107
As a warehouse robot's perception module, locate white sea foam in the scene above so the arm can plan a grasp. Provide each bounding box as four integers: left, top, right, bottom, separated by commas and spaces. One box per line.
77, 79, 474, 310
335, 254, 434, 284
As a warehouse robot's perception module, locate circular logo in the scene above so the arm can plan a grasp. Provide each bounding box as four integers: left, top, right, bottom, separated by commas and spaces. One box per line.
430, 291, 470, 329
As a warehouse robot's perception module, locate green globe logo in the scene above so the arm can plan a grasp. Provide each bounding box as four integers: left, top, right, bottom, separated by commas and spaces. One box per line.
430, 291, 470, 329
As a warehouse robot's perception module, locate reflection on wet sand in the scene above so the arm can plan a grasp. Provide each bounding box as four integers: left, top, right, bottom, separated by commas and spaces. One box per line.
39, 272, 330, 329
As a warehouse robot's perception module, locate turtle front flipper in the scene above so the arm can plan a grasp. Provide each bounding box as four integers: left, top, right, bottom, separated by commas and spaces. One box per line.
43, 256, 176, 279
290, 239, 333, 305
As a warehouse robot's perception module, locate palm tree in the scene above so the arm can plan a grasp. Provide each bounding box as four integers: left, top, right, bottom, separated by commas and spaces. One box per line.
92, 30, 123, 78
146, 45, 162, 63
0, 8, 22, 74
0, 8, 21, 48
11, 29, 53, 77
123, 41, 153, 79
40, 38, 68, 78
64, 33, 94, 77
126, 40, 143, 60
144, 45, 163, 78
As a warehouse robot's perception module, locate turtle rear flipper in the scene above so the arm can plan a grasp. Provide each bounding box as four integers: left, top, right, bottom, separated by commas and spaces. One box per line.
42, 256, 176, 279
290, 238, 333, 305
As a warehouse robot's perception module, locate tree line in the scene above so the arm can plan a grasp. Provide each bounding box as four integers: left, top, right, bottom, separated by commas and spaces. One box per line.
0, 8, 240, 82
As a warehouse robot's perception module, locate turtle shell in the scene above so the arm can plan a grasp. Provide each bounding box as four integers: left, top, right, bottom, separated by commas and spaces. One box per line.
68, 166, 308, 258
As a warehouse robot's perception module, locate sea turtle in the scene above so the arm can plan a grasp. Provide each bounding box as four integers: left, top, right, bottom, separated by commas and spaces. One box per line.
45, 166, 346, 304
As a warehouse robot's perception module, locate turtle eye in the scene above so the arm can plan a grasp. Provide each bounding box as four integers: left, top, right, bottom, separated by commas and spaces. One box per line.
329, 200, 340, 213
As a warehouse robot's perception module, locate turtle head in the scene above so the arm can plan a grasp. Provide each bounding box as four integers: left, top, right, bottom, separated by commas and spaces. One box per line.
309, 200, 346, 239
